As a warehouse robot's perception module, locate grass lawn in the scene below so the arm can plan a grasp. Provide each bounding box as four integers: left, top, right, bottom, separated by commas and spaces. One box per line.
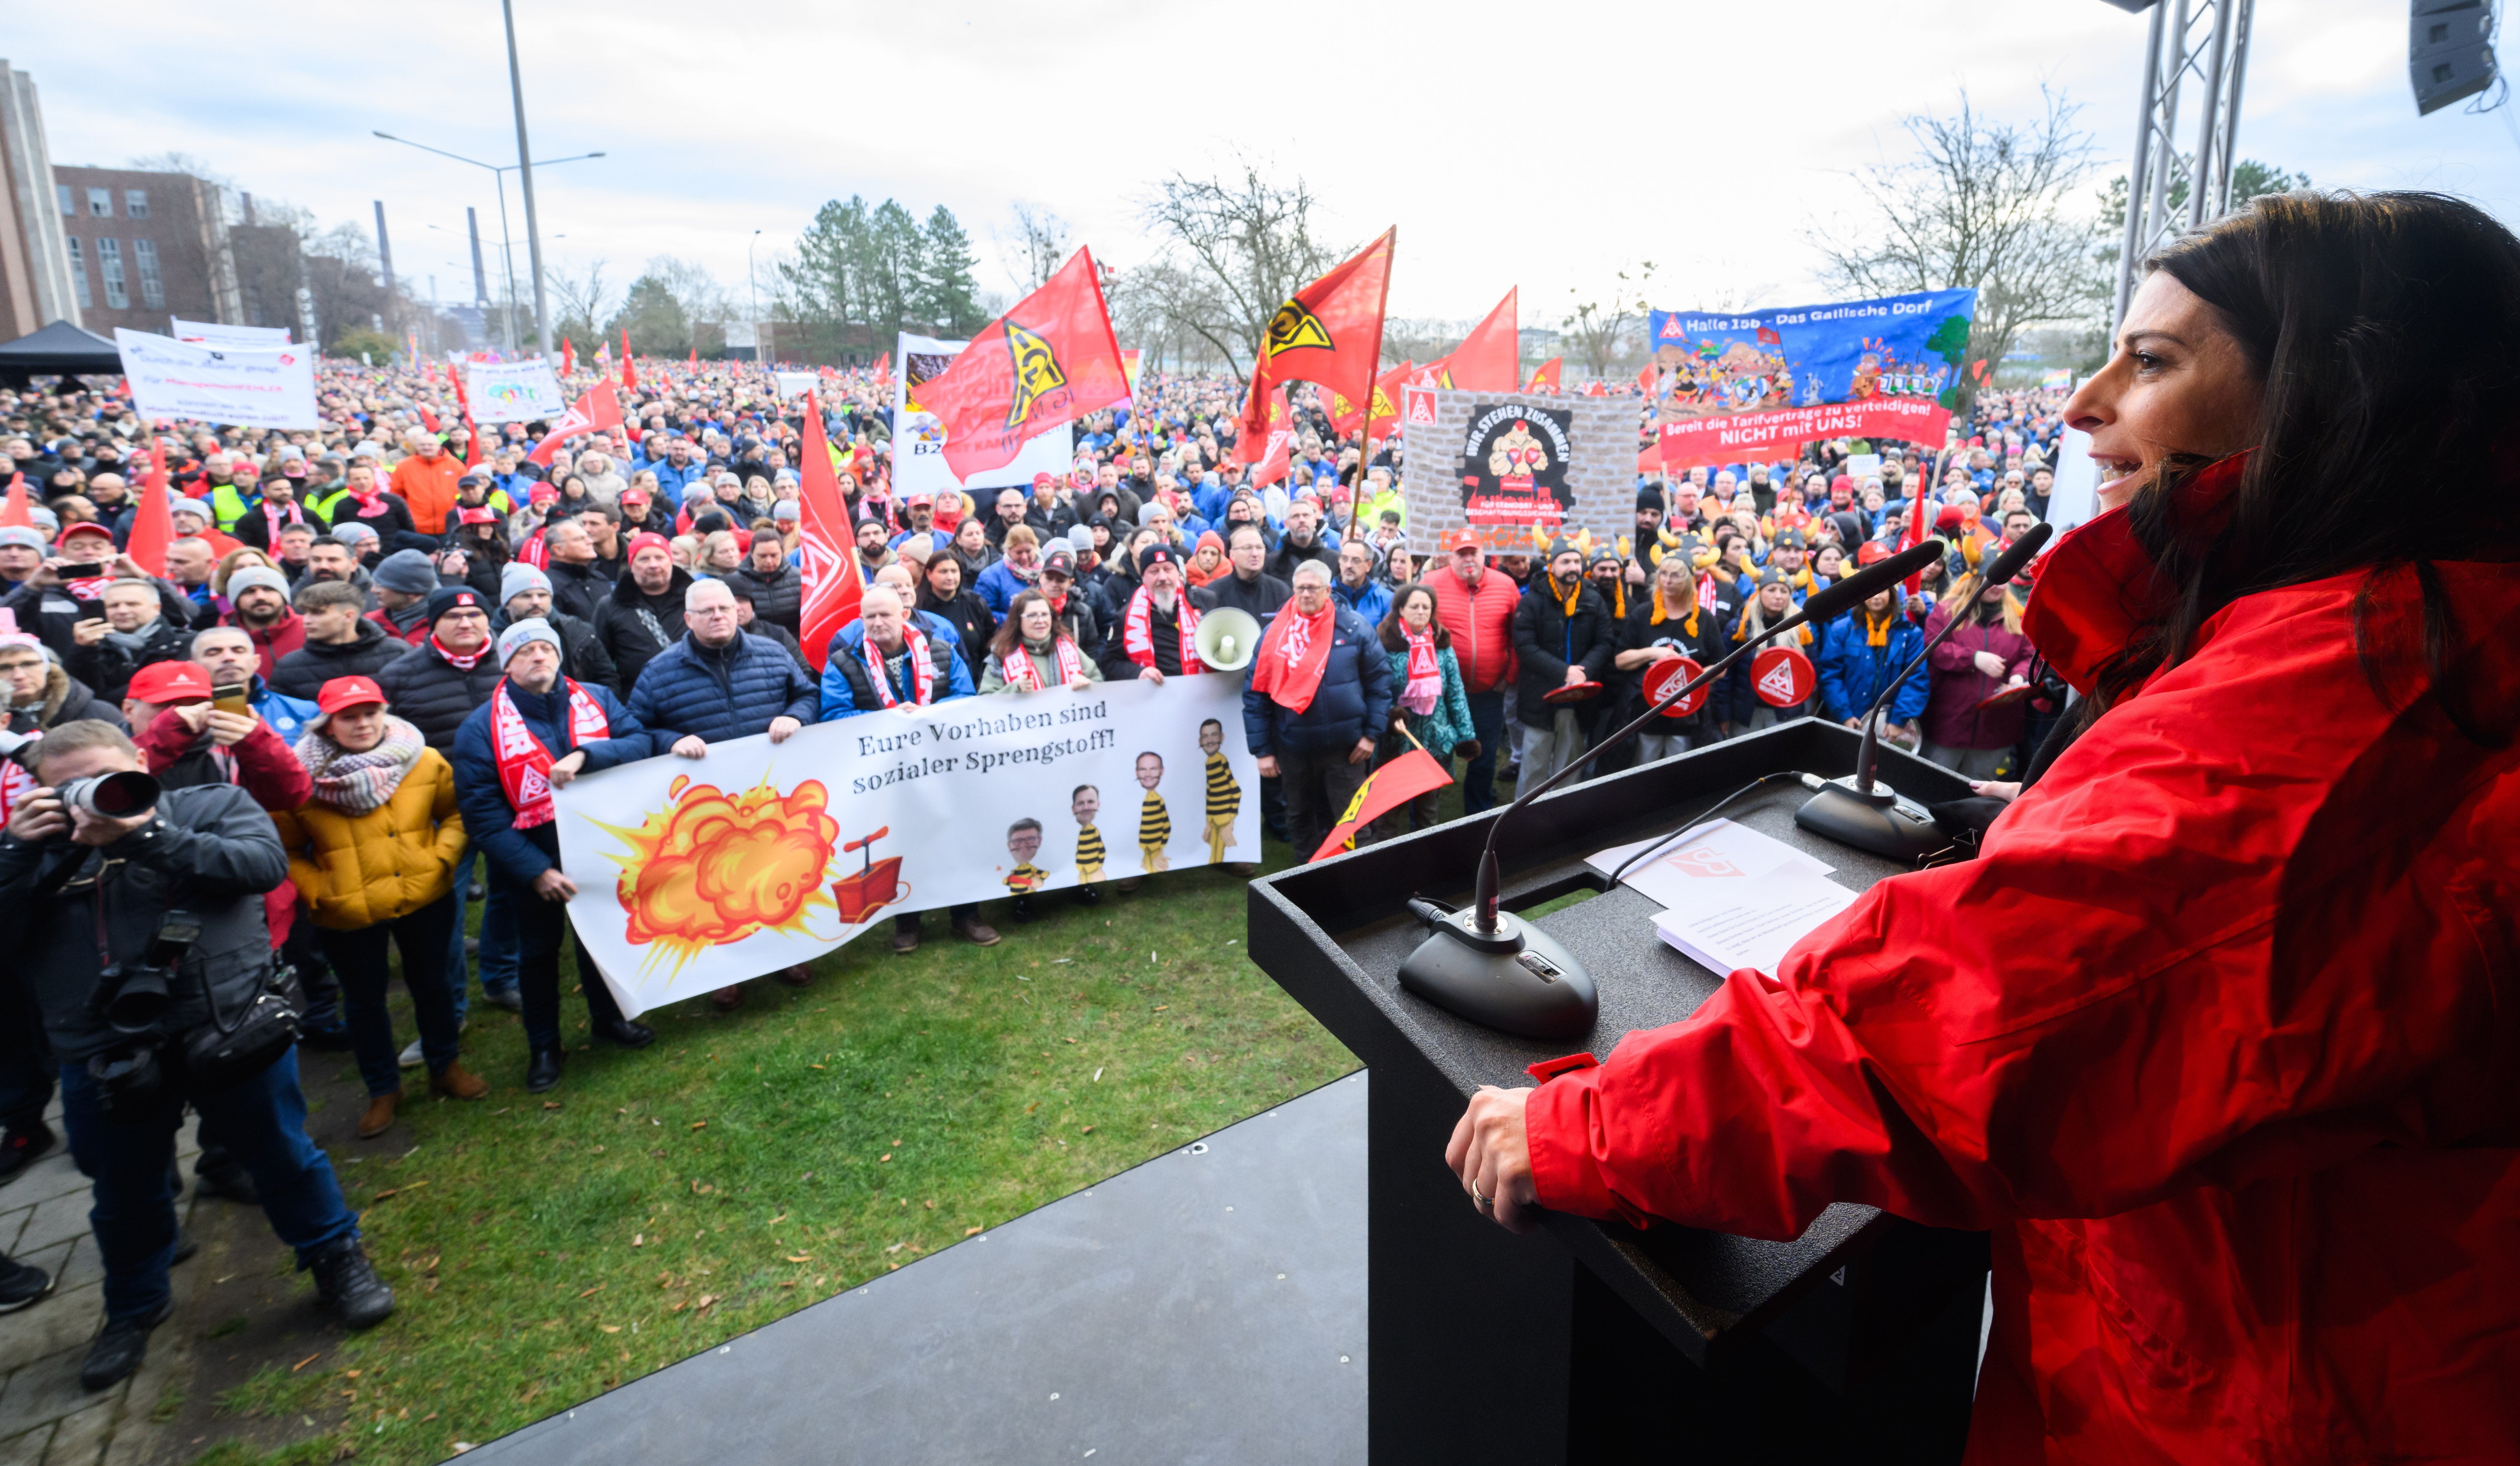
165, 837, 1362, 1466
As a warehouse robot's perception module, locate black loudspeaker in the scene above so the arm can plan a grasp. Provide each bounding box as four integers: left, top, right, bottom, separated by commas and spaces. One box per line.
2413, 0, 2499, 115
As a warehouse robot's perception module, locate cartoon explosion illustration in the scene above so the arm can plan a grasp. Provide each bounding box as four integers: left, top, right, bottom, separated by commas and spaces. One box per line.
588, 773, 841, 978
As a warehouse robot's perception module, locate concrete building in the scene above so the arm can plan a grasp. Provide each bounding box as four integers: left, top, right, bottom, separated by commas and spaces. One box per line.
0, 61, 81, 338
51, 165, 241, 336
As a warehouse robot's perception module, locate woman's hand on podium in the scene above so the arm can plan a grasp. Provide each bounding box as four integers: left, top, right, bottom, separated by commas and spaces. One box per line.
1446, 1086, 1541, 1234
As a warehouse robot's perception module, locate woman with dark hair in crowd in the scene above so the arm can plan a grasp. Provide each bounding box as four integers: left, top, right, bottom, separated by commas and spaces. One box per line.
1371, 584, 1473, 836
979, 588, 1101, 696
917, 550, 995, 679
1447, 192, 2520, 1462
948, 514, 996, 581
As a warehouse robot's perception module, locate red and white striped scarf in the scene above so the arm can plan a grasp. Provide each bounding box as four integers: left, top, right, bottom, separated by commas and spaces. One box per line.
490, 678, 607, 829
999, 636, 1087, 693
861, 624, 939, 707
1122, 586, 1203, 674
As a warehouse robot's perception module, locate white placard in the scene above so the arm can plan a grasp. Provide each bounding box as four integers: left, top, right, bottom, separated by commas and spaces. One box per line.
773, 371, 819, 401
891, 330, 1074, 503
2045, 422, 2100, 531
463, 359, 568, 423
171, 317, 291, 347
114, 330, 318, 429
554, 674, 1258, 1017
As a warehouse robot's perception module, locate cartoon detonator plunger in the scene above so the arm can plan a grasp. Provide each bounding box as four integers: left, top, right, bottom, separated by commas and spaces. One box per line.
1004, 818, 1049, 894
831, 825, 907, 925
1134, 752, 1170, 874
1071, 784, 1105, 882
1198, 719, 1240, 864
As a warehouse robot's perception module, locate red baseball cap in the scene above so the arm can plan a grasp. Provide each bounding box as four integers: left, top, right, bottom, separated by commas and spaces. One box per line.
315, 675, 386, 718
627, 531, 672, 562
128, 661, 213, 705
58, 522, 116, 545
1443, 527, 1482, 553
459, 506, 500, 525
620, 484, 651, 503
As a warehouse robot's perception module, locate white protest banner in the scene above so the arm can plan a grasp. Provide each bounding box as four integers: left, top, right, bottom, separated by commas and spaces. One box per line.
773, 371, 819, 401
171, 318, 291, 347
464, 359, 569, 423
892, 331, 1073, 504
115, 329, 318, 429
554, 674, 1259, 1018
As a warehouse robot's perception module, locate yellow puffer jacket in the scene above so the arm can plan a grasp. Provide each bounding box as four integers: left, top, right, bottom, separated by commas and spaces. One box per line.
275, 747, 468, 930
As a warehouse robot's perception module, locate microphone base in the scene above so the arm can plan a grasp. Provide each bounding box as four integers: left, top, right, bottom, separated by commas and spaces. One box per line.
1795, 776, 1948, 862
1398, 910, 1598, 1040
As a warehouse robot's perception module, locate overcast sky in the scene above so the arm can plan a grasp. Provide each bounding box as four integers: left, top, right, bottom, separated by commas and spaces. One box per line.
13, 0, 2517, 328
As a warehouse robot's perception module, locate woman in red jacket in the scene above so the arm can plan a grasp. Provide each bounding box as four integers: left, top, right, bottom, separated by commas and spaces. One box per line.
1449, 191, 2520, 1463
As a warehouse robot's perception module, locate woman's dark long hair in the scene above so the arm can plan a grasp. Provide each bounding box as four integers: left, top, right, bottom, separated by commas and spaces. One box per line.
989, 587, 1068, 661
2096, 191, 2520, 747
1378, 583, 1450, 653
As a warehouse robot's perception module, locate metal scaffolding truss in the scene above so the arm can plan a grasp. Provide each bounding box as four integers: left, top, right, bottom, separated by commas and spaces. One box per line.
2112, 0, 2256, 330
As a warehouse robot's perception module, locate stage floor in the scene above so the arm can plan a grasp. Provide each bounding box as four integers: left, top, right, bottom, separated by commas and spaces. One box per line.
466, 1071, 1369, 1465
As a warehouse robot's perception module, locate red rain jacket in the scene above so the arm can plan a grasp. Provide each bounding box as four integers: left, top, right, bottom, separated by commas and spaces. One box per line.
1525, 462, 2520, 1462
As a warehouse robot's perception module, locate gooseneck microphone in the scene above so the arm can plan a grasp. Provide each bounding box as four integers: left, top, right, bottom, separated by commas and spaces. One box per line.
1795, 522, 2054, 859
1395, 539, 1948, 1037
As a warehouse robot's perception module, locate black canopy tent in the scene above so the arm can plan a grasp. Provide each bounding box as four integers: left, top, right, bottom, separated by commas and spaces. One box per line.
0, 319, 121, 387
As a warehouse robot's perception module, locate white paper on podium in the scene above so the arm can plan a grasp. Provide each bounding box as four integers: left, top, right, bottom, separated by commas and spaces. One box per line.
1586, 817, 1833, 912
1653, 871, 1859, 978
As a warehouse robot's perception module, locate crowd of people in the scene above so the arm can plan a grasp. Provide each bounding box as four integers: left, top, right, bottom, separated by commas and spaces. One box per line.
0, 350, 2065, 1396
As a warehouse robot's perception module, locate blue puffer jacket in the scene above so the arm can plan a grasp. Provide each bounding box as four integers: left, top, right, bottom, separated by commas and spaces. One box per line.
450, 677, 656, 887
627, 631, 819, 745
1332, 576, 1391, 630
1242, 606, 1395, 758
818, 619, 977, 720
1814, 611, 1929, 725
974, 557, 1039, 617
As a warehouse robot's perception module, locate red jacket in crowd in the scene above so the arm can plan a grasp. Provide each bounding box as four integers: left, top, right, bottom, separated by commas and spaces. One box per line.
135, 706, 314, 948
1424, 559, 1520, 695
1524, 553, 2520, 1462
231, 607, 306, 664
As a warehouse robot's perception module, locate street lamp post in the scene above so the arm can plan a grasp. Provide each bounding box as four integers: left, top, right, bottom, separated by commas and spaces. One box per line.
748, 228, 762, 362
502, 0, 553, 359
372, 132, 601, 356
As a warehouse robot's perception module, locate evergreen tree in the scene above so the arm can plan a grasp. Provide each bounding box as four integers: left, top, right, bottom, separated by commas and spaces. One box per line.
919, 206, 984, 334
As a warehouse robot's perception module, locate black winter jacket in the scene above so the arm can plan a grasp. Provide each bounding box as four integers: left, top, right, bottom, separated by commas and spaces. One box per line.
592, 567, 693, 695
545, 559, 612, 624
490, 608, 617, 690
0, 782, 287, 1064
726, 562, 804, 635
1510, 578, 1619, 730
266, 619, 402, 700
376, 639, 506, 750
68, 616, 196, 705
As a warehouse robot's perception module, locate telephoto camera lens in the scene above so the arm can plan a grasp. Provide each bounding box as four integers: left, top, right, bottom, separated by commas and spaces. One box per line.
56, 770, 159, 818
102, 966, 172, 1032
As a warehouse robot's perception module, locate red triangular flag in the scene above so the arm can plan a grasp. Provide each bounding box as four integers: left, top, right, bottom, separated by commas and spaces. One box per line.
525, 385, 625, 466
688, 347, 698, 370
620, 328, 638, 390
1583, 380, 1608, 398
1525, 356, 1562, 393
1238, 228, 1394, 450
0, 474, 29, 529
873, 351, 890, 380
1635, 363, 1657, 395
1444, 288, 1518, 392
794, 392, 861, 671
1234, 387, 1294, 486
1310, 749, 1456, 862
124, 446, 175, 577
562, 337, 575, 377
1328, 359, 1410, 447
417, 404, 441, 435
913, 246, 1130, 482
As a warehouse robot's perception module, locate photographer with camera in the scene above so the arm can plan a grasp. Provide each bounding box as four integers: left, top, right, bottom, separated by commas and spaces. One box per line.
0, 721, 391, 1393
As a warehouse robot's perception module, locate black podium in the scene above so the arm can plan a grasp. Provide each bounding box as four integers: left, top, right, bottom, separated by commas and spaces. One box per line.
1247, 719, 1992, 1465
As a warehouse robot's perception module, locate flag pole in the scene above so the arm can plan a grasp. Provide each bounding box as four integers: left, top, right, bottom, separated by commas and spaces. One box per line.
1345, 227, 1394, 548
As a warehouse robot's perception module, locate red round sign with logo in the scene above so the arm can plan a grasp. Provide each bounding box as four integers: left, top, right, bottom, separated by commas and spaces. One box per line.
1641, 656, 1708, 718
1750, 646, 1816, 708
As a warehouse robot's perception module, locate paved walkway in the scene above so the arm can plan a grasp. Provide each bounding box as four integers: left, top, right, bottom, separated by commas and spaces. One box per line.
0, 1097, 196, 1466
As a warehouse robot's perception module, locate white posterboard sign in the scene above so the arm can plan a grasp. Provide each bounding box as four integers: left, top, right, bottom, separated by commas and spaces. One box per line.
891, 330, 1074, 503
773, 371, 819, 401
464, 359, 569, 424
554, 675, 1258, 1017
2046, 422, 2100, 531
171, 318, 291, 348
115, 330, 318, 429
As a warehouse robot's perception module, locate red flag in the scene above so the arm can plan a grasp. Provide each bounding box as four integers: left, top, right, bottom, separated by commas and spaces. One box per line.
462, 414, 483, 469
1444, 289, 1518, 392
1238, 228, 1395, 449
417, 404, 442, 435
1524, 356, 1562, 393
1635, 363, 1657, 395
913, 246, 1130, 482
620, 328, 638, 389
1310, 748, 1455, 862
1583, 381, 1608, 398
525, 384, 625, 466
124, 446, 175, 578
873, 351, 890, 379
1328, 359, 1410, 446
794, 392, 861, 670
1235, 387, 1294, 486
562, 337, 575, 377
688, 347, 698, 370
0, 474, 29, 529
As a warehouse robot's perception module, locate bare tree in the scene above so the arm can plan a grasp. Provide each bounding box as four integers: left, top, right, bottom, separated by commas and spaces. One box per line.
548, 258, 613, 353
1805, 89, 2104, 381
999, 203, 1071, 294
1137, 159, 1338, 377
1562, 261, 1657, 380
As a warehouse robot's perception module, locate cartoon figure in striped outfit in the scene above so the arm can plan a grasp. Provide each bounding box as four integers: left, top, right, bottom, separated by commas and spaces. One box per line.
1071, 784, 1105, 883
1134, 752, 1169, 873
1198, 718, 1240, 864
